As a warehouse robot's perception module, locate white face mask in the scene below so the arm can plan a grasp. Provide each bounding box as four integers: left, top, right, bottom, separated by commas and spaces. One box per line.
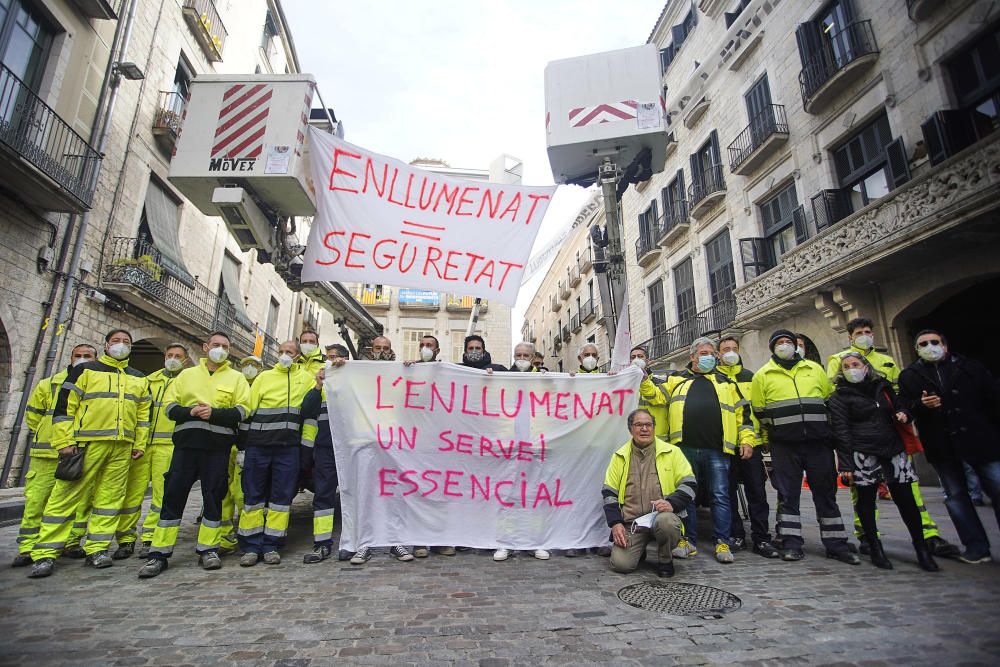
107, 342, 130, 360
72, 357, 91, 367
795, 346, 806, 359
844, 367, 867, 383
581, 356, 598, 371
242, 366, 259, 379
164, 358, 184, 372
631, 357, 647, 369
207, 347, 228, 364
720, 351, 740, 366
300, 343, 318, 357
918, 344, 945, 362
853, 334, 874, 350
774, 343, 796, 360
278, 353, 294, 368
420, 346, 435, 362
514, 358, 532, 371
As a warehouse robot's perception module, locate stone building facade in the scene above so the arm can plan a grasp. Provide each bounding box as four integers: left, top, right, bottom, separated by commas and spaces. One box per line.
0, 0, 375, 483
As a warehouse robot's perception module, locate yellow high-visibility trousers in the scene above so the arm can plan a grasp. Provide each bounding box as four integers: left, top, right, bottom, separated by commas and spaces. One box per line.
18, 457, 94, 554
138, 444, 174, 543
30, 441, 133, 560
219, 446, 243, 551
115, 450, 151, 546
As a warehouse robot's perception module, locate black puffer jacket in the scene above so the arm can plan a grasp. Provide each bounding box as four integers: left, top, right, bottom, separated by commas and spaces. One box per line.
828, 378, 905, 470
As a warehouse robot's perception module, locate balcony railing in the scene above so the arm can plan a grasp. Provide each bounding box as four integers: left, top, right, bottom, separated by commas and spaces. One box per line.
152, 91, 185, 153
571, 313, 582, 332
580, 298, 596, 323
562, 324, 571, 342
579, 247, 593, 273
558, 280, 571, 299
727, 104, 789, 175
102, 237, 263, 355
352, 285, 391, 307
550, 293, 561, 312
0, 62, 101, 211
635, 233, 660, 267
446, 294, 488, 312
635, 297, 737, 363
688, 164, 726, 217
656, 200, 690, 246
182, 0, 228, 61
799, 20, 879, 113
569, 264, 581, 286
697, 297, 737, 335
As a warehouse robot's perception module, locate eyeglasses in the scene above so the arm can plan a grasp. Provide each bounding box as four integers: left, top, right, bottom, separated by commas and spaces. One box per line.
917, 340, 942, 347
632, 423, 654, 430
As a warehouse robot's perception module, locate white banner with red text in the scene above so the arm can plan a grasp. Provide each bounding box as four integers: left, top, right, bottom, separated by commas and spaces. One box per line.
325, 362, 642, 551
302, 127, 556, 305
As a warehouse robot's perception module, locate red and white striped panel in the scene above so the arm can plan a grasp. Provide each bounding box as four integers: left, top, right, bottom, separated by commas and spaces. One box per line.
212, 83, 273, 159
567, 100, 637, 127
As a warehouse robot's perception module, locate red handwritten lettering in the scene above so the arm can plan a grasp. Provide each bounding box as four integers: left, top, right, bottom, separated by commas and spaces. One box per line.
329, 148, 361, 193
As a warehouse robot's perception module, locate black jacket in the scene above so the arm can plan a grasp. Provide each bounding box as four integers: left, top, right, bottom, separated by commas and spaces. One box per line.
828, 379, 905, 470
461, 351, 507, 372
898, 354, 1000, 465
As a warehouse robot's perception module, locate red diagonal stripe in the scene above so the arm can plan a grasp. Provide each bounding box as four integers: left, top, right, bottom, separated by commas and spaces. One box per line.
573, 104, 634, 127
218, 84, 267, 121
215, 90, 272, 138
245, 144, 263, 159
622, 100, 638, 108
216, 88, 271, 132
223, 84, 245, 101
226, 126, 267, 159
212, 108, 269, 156
568, 107, 583, 120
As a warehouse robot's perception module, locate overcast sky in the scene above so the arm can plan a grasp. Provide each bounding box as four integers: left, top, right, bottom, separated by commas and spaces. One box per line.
282, 1, 664, 348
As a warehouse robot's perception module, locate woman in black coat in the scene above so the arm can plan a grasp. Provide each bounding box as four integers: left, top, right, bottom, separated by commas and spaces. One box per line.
829, 352, 938, 571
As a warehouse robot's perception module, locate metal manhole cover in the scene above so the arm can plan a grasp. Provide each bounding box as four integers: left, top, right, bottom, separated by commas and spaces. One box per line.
617, 582, 741, 617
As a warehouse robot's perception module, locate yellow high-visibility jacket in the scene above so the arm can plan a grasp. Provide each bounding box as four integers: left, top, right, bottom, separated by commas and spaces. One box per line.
146, 368, 182, 446
717, 362, 762, 446
826, 346, 900, 387
662, 370, 755, 454
601, 437, 697, 526
164, 358, 250, 450
241, 363, 314, 448
24, 368, 69, 458
296, 350, 325, 379
637, 374, 670, 439
750, 358, 833, 445
51, 355, 151, 450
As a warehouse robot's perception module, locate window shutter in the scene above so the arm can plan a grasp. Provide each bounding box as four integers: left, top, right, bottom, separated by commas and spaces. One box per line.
920, 113, 948, 166
795, 22, 823, 66
672, 24, 686, 47
811, 189, 848, 230
689, 153, 701, 188
792, 205, 810, 244
677, 169, 686, 216
884, 137, 910, 190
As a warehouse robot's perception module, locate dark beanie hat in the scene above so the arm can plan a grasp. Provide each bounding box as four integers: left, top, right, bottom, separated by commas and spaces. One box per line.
768, 329, 796, 352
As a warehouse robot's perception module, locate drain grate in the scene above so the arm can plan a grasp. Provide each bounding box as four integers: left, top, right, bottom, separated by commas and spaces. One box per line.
617, 582, 741, 617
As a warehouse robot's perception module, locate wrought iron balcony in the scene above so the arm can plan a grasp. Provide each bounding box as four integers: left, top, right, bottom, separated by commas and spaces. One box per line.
102, 237, 264, 357
688, 164, 726, 218
656, 201, 690, 247
579, 246, 593, 273
152, 91, 185, 154
580, 298, 597, 323
728, 104, 789, 175
550, 293, 561, 312
635, 233, 660, 267
558, 280, 571, 299
571, 313, 581, 333
569, 264, 581, 287
182, 0, 228, 62
697, 297, 737, 336
635, 299, 737, 364
352, 285, 392, 308
562, 324, 571, 343
0, 63, 101, 212
799, 20, 879, 114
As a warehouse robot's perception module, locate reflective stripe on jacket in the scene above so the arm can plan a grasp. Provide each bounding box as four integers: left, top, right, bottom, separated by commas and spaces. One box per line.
750, 358, 833, 445
241, 364, 314, 447
25, 369, 69, 458
164, 359, 251, 449
717, 363, 761, 446
51, 355, 151, 450
601, 437, 697, 527
300, 387, 328, 449
147, 369, 181, 446
662, 370, 754, 454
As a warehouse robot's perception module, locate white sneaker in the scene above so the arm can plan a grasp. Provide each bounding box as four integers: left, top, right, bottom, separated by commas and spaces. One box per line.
493, 548, 510, 561
533, 549, 550, 560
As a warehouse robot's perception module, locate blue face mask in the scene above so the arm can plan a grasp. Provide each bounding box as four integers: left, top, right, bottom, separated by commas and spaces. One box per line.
697, 355, 717, 372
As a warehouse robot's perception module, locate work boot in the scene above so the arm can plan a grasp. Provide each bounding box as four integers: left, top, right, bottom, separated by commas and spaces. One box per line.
858, 542, 872, 556
657, 561, 675, 578
753, 541, 780, 559
263, 551, 281, 565
112, 542, 135, 560
85, 551, 113, 569
671, 539, 697, 559
338, 549, 355, 561
782, 548, 804, 561
730, 537, 746, 551
596, 546, 612, 557
413, 546, 430, 558
136, 541, 150, 559
199, 552, 223, 570
715, 541, 735, 563
218, 545, 238, 557
240, 552, 260, 567
432, 546, 456, 556
63, 545, 86, 559
29, 558, 55, 578
11, 553, 32, 568
913, 540, 940, 572
866, 539, 893, 570
303, 545, 331, 564
138, 558, 167, 578
826, 549, 861, 565
926, 536, 960, 559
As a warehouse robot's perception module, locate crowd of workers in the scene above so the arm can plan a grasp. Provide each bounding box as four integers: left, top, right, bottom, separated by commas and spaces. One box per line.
11, 315, 998, 580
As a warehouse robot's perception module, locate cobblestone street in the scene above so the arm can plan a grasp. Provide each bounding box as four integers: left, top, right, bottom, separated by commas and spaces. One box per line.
0, 486, 997, 666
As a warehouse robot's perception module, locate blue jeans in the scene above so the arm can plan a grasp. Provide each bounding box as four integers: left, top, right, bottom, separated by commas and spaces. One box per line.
679, 447, 732, 544
934, 457, 1000, 556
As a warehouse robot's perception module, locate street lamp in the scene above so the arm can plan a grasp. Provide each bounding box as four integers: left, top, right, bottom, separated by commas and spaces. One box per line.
114, 61, 145, 80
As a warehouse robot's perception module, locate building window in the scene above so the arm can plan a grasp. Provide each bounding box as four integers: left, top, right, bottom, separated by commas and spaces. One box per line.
705, 229, 736, 304
266, 296, 280, 338
219, 252, 251, 329
832, 111, 894, 213
638, 199, 659, 241
759, 182, 799, 261
689, 131, 723, 200
725, 0, 752, 28
648, 279, 666, 336
139, 178, 194, 286
401, 329, 433, 362
450, 330, 473, 363
673, 258, 697, 324
659, 6, 697, 73
0, 0, 55, 92
261, 9, 279, 52
947, 25, 1000, 134
661, 170, 686, 223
